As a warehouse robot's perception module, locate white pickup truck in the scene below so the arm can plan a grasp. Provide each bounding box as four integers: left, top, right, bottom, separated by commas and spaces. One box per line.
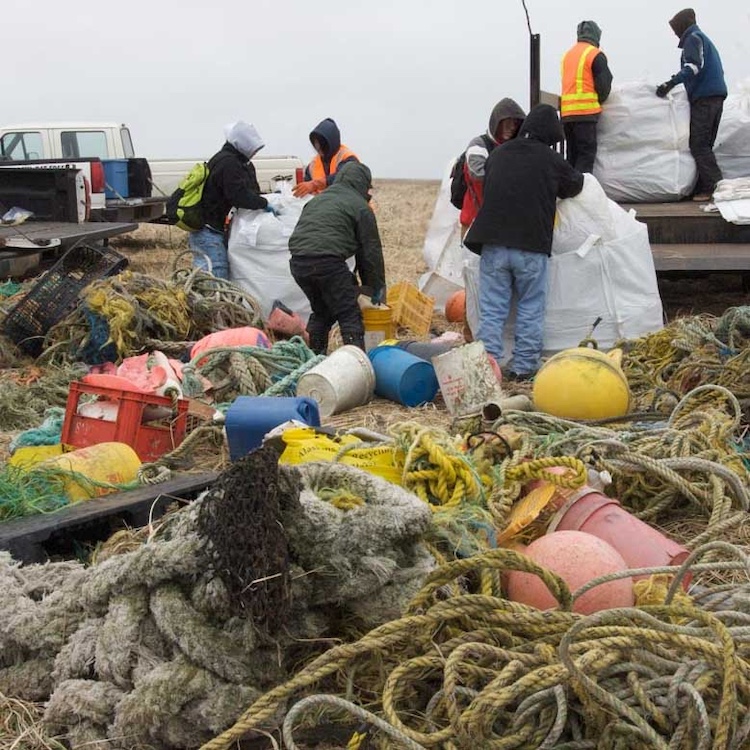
0, 122, 304, 200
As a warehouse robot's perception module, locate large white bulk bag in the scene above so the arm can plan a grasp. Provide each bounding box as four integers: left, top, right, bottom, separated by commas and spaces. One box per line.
716, 81, 750, 180
465, 175, 664, 359
594, 82, 697, 202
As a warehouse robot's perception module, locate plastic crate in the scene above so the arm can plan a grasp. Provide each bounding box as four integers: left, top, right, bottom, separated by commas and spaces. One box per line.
387, 281, 435, 337
1, 244, 128, 357
61, 381, 189, 463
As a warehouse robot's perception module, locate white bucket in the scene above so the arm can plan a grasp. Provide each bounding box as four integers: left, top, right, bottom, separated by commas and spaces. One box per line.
296, 345, 375, 418
432, 340, 504, 416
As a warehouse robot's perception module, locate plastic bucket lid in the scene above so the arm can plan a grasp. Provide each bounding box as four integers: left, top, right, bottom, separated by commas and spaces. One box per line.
368, 345, 439, 407
296, 345, 375, 418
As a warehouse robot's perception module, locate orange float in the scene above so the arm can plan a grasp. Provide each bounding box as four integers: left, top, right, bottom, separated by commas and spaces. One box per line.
506, 530, 634, 614
444, 290, 466, 323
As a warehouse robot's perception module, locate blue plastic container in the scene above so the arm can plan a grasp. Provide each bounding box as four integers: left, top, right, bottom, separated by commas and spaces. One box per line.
102, 159, 129, 199
367, 346, 439, 407
225, 396, 320, 461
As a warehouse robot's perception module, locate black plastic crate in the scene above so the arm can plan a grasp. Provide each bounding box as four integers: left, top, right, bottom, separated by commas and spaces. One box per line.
1, 243, 128, 357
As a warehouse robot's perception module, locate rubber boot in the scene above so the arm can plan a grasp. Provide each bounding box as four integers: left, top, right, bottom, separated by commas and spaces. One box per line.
307, 328, 330, 356
342, 332, 366, 352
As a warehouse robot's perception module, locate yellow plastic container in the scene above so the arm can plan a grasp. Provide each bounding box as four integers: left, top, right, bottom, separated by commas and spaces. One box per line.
8, 444, 64, 469
360, 304, 395, 351
38, 442, 142, 502
532, 347, 630, 420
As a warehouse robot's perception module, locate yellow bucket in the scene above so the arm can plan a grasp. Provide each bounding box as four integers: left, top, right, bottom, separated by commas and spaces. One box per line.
38, 442, 142, 502
361, 305, 395, 351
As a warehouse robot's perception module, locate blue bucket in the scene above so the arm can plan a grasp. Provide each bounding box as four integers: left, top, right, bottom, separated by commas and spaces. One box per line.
368, 346, 439, 407
225, 396, 320, 460
102, 159, 129, 199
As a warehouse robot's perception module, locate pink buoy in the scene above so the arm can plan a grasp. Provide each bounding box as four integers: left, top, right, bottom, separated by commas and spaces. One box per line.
506, 530, 634, 614
547, 489, 692, 588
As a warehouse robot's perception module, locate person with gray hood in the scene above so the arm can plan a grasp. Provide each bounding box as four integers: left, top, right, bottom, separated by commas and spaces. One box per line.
464, 105, 584, 381
656, 8, 727, 201
189, 120, 273, 279
459, 98, 526, 236
560, 21, 613, 173
289, 162, 386, 354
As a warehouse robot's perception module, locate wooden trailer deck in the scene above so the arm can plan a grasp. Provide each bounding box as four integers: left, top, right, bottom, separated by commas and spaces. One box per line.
620, 201, 750, 272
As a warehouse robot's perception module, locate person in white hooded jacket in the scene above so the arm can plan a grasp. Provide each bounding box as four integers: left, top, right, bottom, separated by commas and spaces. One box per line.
189, 120, 273, 279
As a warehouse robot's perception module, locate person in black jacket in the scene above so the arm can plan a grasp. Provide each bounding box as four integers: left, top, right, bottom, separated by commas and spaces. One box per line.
464, 104, 584, 381
189, 121, 273, 279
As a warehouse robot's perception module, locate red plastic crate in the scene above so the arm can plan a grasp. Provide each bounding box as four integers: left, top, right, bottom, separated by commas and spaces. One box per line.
61, 381, 189, 463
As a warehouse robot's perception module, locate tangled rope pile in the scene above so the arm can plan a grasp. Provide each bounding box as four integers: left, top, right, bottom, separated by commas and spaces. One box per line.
620, 307, 750, 408
39, 268, 264, 364
202, 543, 750, 750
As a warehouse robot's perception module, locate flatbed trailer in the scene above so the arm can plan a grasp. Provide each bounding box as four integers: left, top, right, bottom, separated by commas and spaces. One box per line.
621, 201, 750, 273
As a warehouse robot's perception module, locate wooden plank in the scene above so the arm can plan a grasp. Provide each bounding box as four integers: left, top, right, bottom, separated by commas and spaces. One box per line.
0, 471, 218, 563
651, 243, 750, 272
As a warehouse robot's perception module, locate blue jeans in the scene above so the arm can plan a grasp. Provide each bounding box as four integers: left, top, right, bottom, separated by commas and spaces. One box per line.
478, 245, 548, 374
188, 226, 229, 279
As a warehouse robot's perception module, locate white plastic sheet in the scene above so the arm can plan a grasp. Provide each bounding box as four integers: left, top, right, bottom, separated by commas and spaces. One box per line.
594, 82, 697, 202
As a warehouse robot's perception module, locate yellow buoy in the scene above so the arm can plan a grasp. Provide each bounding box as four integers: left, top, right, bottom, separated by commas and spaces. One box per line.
532, 346, 630, 420
39, 442, 142, 502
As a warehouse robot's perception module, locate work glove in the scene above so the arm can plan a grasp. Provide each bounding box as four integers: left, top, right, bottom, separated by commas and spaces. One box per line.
371, 286, 387, 306
292, 178, 326, 198
656, 81, 675, 98
264, 204, 280, 217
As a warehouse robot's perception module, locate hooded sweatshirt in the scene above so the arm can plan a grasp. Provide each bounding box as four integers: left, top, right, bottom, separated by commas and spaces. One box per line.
197, 121, 268, 230
560, 20, 613, 121
289, 162, 385, 290
464, 105, 584, 256
460, 98, 526, 227
666, 9, 726, 101
303, 118, 359, 185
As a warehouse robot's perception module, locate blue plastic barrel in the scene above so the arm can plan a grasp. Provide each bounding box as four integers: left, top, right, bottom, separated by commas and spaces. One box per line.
225, 396, 320, 461
368, 346, 439, 407
102, 159, 129, 199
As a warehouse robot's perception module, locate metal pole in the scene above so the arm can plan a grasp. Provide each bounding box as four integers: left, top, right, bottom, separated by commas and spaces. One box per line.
530, 33, 541, 110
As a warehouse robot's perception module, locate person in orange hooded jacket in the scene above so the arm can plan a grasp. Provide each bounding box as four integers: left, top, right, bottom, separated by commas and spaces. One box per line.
292, 118, 359, 197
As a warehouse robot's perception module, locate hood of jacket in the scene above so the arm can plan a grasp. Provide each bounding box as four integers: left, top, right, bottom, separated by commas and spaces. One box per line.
577, 20, 602, 47
518, 104, 563, 146
223, 121, 265, 160
487, 98, 526, 141
332, 161, 372, 199
669, 8, 696, 40
309, 118, 342, 158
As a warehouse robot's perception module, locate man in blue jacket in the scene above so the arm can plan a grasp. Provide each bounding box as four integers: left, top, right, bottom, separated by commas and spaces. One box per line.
656, 8, 727, 201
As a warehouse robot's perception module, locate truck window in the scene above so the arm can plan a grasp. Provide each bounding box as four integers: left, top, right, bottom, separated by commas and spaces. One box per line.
61, 130, 108, 159
120, 127, 135, 158
0, 131, 43, 161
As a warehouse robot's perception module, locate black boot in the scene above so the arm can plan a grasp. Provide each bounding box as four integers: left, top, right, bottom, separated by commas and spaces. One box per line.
341, 332, 366, 351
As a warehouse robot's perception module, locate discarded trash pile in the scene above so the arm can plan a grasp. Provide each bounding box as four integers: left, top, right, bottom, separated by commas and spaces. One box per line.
0, 447, 434, 749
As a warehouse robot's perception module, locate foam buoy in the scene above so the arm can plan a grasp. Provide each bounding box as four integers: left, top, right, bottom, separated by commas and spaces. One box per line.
532, 346, 630, 420
506, 530, 634, 614
445, 290, 466, 323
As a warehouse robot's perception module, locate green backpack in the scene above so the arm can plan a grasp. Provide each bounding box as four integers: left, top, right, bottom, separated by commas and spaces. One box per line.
165, 162, 209, 232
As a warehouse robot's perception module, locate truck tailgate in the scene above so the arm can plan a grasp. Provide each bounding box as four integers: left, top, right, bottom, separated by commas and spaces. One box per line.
0, 221, 137, 247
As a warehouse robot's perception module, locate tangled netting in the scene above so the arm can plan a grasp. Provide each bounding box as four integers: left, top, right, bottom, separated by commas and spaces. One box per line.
204, 543, 750, 750
39, 268, 264, 365
0, 452, 433, 749
620, 306, 750, 408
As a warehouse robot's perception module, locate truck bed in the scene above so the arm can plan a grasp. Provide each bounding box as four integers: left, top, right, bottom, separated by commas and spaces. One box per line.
0, 220, 137, 248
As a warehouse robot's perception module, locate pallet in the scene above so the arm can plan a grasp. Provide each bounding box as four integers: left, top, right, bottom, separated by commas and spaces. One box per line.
0, 471, 218, 564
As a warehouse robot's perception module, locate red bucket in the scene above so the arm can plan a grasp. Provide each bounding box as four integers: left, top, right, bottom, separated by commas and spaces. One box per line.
547, 489, 691, 588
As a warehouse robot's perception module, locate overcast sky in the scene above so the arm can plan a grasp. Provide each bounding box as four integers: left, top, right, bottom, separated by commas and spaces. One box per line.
4, 1, 748, 178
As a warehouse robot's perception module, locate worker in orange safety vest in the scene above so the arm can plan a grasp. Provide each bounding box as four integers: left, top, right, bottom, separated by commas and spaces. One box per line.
560, 20, 613, 173
292, 118, 359, 197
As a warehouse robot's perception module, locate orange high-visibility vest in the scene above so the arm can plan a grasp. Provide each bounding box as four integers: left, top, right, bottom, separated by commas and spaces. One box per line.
560, 42, 603, 118
308, 145, 358, 183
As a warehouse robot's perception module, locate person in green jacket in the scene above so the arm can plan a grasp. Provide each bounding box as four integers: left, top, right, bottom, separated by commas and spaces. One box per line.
289, 162, 386, 354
